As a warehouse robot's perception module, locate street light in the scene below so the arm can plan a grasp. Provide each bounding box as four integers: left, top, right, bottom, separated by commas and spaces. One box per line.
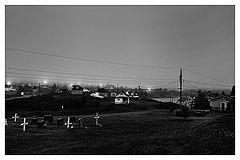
7, 81, 11, 86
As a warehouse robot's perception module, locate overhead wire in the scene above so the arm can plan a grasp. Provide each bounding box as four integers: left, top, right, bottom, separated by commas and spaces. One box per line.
183, 68, 233, 84
6, 67, 176, 81
6, 48, 178, 69
6, 71, 176, 83
184, 79, 232, 87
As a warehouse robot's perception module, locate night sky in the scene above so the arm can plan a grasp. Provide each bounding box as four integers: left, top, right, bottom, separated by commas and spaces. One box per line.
5, 6, 234, 89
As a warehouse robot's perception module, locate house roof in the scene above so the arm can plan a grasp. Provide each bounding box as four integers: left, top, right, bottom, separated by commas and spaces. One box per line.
116, 92, 129, 98
72, 85, 83, 90
97, 88, 108, 93
209, 95, 233, 102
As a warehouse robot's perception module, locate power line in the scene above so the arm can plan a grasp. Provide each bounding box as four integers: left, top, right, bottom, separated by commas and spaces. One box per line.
6, 48, 178, 69
182, 84, 195, 90
183, 68, 233, 84
184, 79, 233, 87
5, 75, 152, 85
154, 80, 179, 88
6, 71, 176, 83
183, 80, 199, 90
6, 67, 176, 81
6, 74, 178, 86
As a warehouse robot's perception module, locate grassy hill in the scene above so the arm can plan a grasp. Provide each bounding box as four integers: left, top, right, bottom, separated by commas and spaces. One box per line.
5, 94, 179, 117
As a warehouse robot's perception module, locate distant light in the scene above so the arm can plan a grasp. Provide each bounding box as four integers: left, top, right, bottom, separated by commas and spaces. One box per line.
70, 84, 73, 86
43, 81, 47, 84
147, 88, 151, 92
99, 83, 102, 87
7, 81, 11, 85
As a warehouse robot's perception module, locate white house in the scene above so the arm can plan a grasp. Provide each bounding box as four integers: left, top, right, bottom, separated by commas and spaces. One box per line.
115, 92, 129, 105
209, 95, 233, 112
71, 85, 83, 95
90, 92, 104, 99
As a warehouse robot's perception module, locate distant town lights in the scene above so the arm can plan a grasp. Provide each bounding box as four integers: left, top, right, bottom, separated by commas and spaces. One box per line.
7, 81, 11, 85
147, 88, 151, 92
43, 81, 47, 84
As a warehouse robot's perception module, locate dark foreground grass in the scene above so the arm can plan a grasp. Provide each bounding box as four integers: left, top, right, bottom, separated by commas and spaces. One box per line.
5, 110, 234, 155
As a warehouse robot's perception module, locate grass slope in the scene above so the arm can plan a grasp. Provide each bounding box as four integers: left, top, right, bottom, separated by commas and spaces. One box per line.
5, 94, 178, 117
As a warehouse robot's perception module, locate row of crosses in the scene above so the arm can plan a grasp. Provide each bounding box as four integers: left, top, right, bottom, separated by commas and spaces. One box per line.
6, 112, 102, 132
65, 112, 102, 130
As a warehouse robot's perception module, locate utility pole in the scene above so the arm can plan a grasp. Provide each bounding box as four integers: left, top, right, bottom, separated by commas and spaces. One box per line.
169, 93, 172, 102
138, 85, 141, 97
38, 82, 41, 96
179, 68, 183, 108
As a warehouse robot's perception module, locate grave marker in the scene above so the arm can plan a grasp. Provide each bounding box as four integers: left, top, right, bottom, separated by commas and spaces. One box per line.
12, 113, 19, 122
20, 118, 28, 131
78, 118, 87, 129
5, 119, 8, 125
65, 117, 73, 131
38, 120, 46, 128
57, 118, 64, 126
31, 117, 38, 125
48, 114, 53, 122
44, 115, 49, 122
94, 112, 102, 127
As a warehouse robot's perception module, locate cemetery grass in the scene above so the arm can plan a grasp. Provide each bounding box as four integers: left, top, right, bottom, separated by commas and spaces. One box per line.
5, 110, 234, 155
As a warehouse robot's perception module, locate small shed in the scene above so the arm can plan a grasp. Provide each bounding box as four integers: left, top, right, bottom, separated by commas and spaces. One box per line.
115, 92, 129, 105
209, 95, 233, 112
71, 85, 83, 95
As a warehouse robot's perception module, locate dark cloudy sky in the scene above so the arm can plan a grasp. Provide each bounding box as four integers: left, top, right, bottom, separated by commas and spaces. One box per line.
5, 6, 234, 89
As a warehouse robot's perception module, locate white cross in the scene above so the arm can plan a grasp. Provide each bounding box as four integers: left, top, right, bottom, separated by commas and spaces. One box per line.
94, 112, 100, 126
20, 118, 28, 131
12, 113, 19, 122
64, 117, 73, 129
5, 119, 8, 125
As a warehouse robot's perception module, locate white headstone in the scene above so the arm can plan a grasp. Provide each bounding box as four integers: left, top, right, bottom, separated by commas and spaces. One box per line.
12, 113, 19, 122
5, 119, 8, 125
20, 118, 28, 131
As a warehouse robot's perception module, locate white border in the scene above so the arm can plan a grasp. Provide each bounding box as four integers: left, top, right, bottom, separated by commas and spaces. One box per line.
1, 1, 239, 160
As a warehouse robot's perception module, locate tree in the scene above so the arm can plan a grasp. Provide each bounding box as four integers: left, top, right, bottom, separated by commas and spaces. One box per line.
17, 84, 24, 95
214, 92, 219, 97
221, 91, 225, 96
194, 90, 210, 110
50, 83, 57, 94
231, 85, 235, 96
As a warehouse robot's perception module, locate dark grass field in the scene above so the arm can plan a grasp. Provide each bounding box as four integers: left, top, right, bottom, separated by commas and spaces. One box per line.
5, 109, 235, 155
5, 94, 171, 117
